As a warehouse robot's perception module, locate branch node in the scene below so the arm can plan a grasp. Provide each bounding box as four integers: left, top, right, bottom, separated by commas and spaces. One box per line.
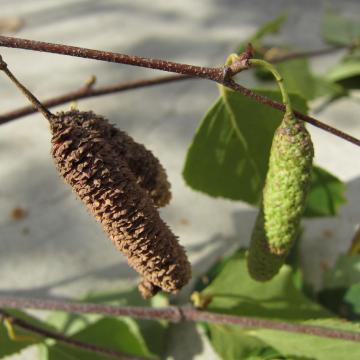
223, 43, 254, 82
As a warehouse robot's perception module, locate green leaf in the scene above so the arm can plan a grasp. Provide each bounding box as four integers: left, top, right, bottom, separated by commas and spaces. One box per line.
194, 252, 234, 293
320, 9, 360, 89
183, 89, 345, 217
208, 323, 283, 360
312, 76, 346, 99
318, 287, 348, 319
319, 254, 360, 319
85, 288, 168, 357
183, 89, 308, 205
323, 254, 360, 289
321, 10, 360, 46
236, 15, 287, 53
251, 15, 287, 45
326, 57, 360, 90
344, 283, 360, 319
277, 58, 347, 100
44, 287, 168, 358
304, 166, 346, 217
201, 250, 329, 320
277, 59, 317, 100
201, 252, 360, 360
256, 56, 345, 100
252, 319, 360, 360
327, 61, 360, 83
0, 309, 53, 359
319, 284, 360, 321
43, 317, 154, 360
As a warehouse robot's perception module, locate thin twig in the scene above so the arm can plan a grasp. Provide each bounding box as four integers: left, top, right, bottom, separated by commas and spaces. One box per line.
0, 309, 148, 360
0, 55, 53, 121
0, 74, 190, 125
0, 296, 360, 343
0, 35, 359, 148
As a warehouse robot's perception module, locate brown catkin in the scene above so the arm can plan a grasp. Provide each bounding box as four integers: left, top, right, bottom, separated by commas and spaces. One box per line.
74, 111, 171, 208
50, 110, 191, 295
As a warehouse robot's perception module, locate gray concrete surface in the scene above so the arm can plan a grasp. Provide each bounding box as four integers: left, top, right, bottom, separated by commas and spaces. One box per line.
0, 1, 359, 359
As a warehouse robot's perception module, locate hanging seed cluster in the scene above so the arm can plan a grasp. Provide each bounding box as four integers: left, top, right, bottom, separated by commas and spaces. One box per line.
50, 110, 191, 297
247, 113, 314, 281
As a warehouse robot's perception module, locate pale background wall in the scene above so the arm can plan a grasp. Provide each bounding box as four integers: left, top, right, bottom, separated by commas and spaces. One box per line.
0, 1, 359, 358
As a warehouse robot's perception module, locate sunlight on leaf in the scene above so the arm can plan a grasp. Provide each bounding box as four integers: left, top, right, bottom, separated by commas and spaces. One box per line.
200, 250, 329, 320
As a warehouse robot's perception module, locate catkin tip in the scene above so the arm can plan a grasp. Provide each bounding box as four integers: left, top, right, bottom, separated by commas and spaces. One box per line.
138, 278, 160, 299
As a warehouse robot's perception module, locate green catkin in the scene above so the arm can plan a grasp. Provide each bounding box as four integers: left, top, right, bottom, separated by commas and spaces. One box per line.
247, 112, 314, 281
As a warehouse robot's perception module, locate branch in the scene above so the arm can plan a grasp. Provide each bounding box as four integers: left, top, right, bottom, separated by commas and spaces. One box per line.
0, 35, 359, 148
0, 45, 350, 125
0, 74, 190, 125
0, 309, 148, 360
0, 296, 359, 343
0, 36, 226, 81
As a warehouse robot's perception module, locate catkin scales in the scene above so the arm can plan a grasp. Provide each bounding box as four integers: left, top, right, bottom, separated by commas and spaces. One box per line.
50, 110, 191, 296
247, 114, 314, 281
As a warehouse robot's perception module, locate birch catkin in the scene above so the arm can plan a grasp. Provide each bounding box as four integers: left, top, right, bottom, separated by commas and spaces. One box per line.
72, 110, 171, 208
0, 54, 188, 298
247, 113, 314, 281
50, 110, 191, 296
